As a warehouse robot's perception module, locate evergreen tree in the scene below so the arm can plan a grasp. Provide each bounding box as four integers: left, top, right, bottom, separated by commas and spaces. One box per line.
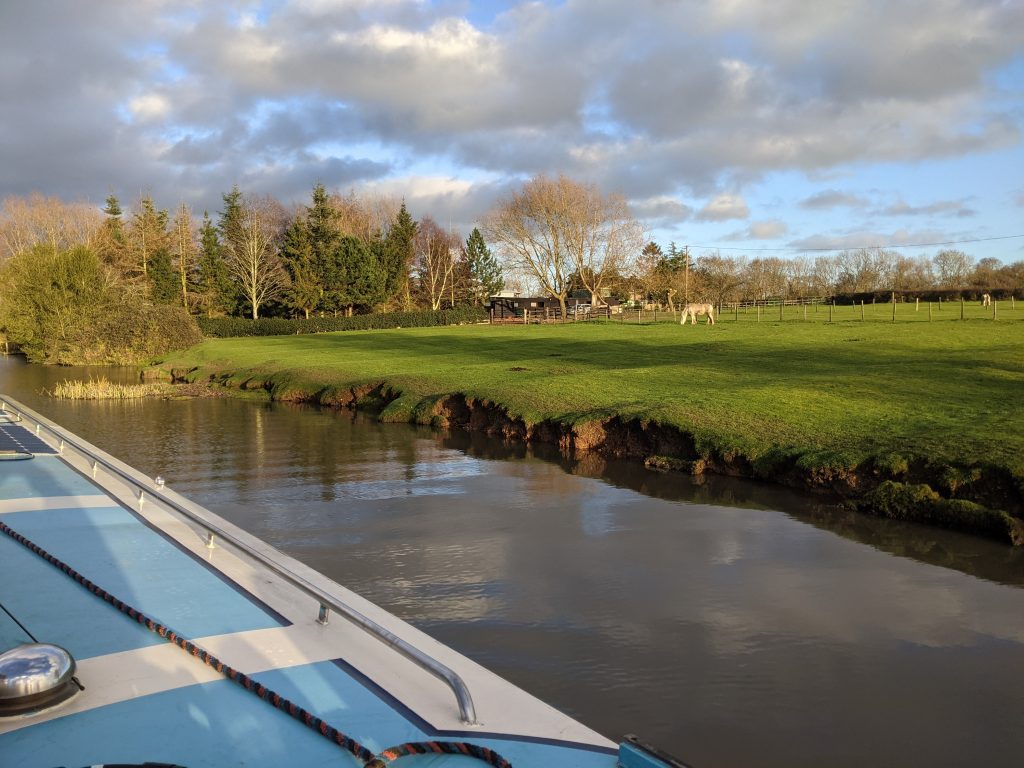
196, 212, 236, 317
341, 235, 386, 313
306, 182, 341, 314
464, 227, 503, 305
147, 247, 179, 304
97, 194, 128, 272
218, 185, 245, 263
382, 202, 417, 309
280, 214, 320, 318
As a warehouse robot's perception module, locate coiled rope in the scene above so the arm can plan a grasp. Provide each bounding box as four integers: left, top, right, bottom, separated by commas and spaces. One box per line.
0, 520, 511, 768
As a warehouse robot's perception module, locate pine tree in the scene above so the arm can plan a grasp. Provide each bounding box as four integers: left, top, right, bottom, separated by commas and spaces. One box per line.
464, 228, 503, 305
340, 235, 386, 313
97, 194, 128, 272
280, 215, 320, 318
382, 202, 416, 309
196, 212, 236, 317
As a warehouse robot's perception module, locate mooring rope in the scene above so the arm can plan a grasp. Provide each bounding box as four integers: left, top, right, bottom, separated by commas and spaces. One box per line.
0, 520, 512, 768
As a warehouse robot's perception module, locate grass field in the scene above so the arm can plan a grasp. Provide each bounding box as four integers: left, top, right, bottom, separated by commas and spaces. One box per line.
161, 304, 1024, 484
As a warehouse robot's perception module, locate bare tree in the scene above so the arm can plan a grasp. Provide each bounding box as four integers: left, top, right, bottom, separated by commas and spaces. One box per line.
222, 200, 288, 319
171, 203, 198, 311
933, 249, 974, 289
414, 217, 461, 310
698, 252, 745, 304
0, 193, 103, 262
483, 175, 643, 317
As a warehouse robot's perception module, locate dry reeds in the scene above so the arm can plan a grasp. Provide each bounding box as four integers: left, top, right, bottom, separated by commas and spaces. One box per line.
47, 377, 170, 400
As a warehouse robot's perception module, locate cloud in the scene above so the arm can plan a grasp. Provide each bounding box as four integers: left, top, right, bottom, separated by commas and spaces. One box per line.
787, 228, 958, 252
876, 199, 976, 218
799, 190, 870, 209
724, 220, 789, 241
0, 0, 1020, 236
696, 194, 750, 222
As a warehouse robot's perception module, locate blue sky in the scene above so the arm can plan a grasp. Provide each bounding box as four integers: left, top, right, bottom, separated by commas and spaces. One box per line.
1, 0, 1022, 262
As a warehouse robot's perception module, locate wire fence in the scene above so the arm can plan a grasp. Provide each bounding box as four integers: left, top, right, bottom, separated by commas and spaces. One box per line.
490, 296, 1021, 325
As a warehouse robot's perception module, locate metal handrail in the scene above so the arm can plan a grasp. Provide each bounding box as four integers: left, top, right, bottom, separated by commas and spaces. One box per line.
0, 395, 478, 725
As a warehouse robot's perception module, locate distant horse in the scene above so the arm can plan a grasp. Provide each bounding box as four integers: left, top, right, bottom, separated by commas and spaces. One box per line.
982, 293, 992, 307
680, 302, 715, 325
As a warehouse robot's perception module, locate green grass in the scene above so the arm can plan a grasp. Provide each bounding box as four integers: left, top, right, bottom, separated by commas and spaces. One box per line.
160, 304, 1024, 480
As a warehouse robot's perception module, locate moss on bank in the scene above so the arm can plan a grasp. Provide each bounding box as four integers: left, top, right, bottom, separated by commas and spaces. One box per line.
160, 360, 1024, 546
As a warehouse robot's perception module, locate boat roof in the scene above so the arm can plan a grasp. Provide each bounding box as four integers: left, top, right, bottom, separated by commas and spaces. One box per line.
0, 399, 652, 768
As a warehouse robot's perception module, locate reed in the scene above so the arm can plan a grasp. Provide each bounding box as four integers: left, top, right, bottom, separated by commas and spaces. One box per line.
48, 377, 169, 400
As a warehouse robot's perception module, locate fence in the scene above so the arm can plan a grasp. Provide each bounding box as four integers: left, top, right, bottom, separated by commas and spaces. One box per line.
490, 295, 1020, 325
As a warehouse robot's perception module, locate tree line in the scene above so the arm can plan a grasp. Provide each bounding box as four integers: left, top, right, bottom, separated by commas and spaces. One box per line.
0, 184, 506, 325
1, 177, 1020, 362
631, 243, 1024, 310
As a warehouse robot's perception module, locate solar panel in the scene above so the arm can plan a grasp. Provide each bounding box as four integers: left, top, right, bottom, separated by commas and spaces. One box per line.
0, 424, 58, 455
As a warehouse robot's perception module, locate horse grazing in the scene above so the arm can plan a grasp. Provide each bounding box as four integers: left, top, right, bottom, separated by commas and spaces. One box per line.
680, 302, 715, 325
982, 293, 992, 307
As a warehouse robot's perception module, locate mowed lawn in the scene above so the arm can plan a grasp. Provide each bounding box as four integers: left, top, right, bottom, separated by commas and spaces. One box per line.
164, 310, 1024, 475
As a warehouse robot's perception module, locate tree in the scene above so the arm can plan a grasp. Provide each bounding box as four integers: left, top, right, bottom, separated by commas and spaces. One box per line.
697, 252, 745, 305
0, 193, 103, 262
463, 228, 504, 305
381, 203, 417, 309
171, 203, 199, 311
222, 199, 288, 319
280, 215, 321, 318
195, 212, 237, 317
414, 217, 461, 310
125, 195, 170, 280
340, 235, 387, 313
483, 175, 640, 317
96, 194, 129, 270
933, 249, 974, 289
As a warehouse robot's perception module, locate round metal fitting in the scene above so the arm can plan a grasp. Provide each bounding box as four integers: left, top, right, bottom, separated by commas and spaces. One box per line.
0, 643, 79, 716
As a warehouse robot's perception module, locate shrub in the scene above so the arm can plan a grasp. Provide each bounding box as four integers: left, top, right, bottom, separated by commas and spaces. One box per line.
0, 244, 203, 364
197, 307, 488, 337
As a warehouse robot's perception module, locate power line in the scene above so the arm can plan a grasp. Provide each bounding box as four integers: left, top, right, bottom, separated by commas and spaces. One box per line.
683, 233, 1024, 254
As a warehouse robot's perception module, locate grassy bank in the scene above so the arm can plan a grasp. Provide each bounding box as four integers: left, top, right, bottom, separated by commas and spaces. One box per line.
157, 313, 1024, 540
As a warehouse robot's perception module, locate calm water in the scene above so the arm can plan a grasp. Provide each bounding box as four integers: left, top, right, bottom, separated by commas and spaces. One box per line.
3, 355, 1024, 767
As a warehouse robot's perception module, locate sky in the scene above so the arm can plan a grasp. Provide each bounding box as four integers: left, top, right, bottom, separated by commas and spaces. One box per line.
1, 0, 1023, 262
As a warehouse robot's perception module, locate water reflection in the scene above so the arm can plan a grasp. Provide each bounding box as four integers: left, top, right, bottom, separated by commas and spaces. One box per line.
2, 355, 1024, 767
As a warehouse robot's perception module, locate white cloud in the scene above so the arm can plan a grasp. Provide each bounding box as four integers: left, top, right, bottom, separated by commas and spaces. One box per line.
697, 194, 750, 222
129, 93, 171, 122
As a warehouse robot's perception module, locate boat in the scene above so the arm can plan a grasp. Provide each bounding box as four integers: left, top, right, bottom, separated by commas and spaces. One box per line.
0, 395, 687, 768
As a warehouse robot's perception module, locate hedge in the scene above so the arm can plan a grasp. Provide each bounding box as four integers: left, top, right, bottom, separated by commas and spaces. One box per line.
197, 307, 489, 337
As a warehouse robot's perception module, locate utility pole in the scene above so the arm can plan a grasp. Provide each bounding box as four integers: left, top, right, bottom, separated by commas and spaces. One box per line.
683, 246, 691, 304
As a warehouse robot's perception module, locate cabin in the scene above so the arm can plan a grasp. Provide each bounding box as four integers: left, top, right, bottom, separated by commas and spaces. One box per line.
486, 292, 622, 320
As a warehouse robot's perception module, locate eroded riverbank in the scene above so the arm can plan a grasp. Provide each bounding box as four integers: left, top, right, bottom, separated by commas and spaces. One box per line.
159, 363, 1024, 545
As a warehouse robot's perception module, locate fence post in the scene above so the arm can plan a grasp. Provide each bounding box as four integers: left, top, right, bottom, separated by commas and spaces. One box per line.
779, 301, 784, 321
490, 308, 494, 324
960, 298, 965, 321
915, 297, 919, 312
994, 301, 998, 321
803, 303, 807, 321
892, 292, 896, 323
735, 303, 739, 321
829, 302, 833, 323
860, 300, 865, 321
928, 302, 932, 322
757, 302, 761, 322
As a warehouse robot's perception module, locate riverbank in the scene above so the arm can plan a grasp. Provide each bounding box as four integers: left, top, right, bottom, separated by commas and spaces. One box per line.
154, 319, 1024, 544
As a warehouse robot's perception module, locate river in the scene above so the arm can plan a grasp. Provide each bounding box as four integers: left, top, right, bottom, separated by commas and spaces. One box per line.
2, 355, 1024, 767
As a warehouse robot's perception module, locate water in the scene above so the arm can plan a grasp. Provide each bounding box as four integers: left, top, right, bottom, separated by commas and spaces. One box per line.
3, 355, 1024, 767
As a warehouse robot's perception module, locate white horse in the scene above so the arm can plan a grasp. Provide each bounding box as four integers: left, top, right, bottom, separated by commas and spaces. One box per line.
982, 293, 992, 307
680, 302, 715, 325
